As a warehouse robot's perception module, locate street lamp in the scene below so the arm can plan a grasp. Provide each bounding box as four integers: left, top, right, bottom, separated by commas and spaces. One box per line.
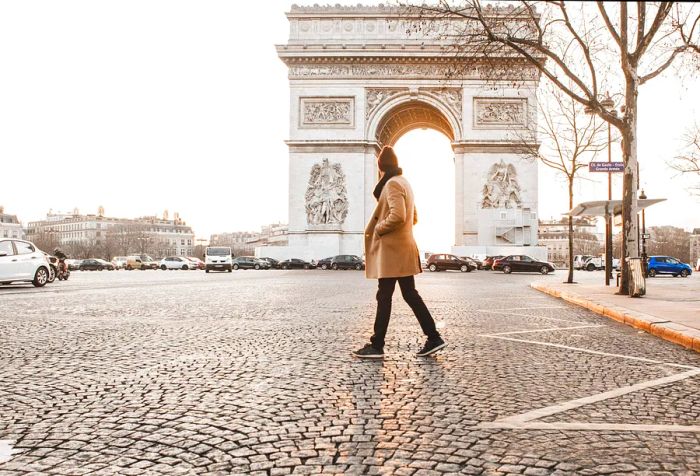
585, 94, 617, 286
639, 189, 648, 275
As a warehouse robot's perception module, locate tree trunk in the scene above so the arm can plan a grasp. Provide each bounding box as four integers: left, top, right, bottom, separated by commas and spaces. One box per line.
618, 72, 640, 296
567, 177, 574, 284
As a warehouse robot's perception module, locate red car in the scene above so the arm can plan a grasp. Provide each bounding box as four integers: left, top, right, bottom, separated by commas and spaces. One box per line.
483, 255, 505, 271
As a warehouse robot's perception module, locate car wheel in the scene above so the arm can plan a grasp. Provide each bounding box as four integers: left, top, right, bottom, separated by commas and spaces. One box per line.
586, 263, 595, 271
98, 266, 104, 271
540, 265, 549, 275
48, 266, 56, 283
254, 264, 260, 270
161, 265, 167, 270
428, 264, 437, 272
332, 263, 339, 270
126, 265, 132, 270
503, 265, 512, 274
355, 263, 362, 270
233, 264, 239, 270
648, 269, 657, 277
460, 265, 468, 273
680, 269, 689, 277
33, 267, 49, 287
205, 269, 210, 273
321, 264, 328, 270
182, 265, 188, 270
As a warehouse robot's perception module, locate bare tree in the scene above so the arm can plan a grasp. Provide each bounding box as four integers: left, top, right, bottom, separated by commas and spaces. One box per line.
31, 231, 60, 254
646, 226, 691, 262
515, 83, 607, 283
669, 125, 700, 194
405, 1, 700, 295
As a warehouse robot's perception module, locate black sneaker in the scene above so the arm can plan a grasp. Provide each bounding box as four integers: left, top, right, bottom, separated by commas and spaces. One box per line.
416, 337, 447, 357
353, 344, 384, 359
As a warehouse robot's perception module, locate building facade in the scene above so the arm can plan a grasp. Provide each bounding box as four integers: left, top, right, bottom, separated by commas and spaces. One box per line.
271, 4, 545, 261
26, 208, 195, 258
0, 207, 24, 240
537, 218, 603, 268
211, 223, 289, 256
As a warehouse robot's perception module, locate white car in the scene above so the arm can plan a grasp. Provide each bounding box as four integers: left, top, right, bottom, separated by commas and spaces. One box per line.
112, 256, 128, 269
159, 256, 193, 270
0, 239, 52, 287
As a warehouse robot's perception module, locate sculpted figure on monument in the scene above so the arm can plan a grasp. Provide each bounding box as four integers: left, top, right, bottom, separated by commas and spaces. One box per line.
481, 160, 522, 209
305, 159, 349, 225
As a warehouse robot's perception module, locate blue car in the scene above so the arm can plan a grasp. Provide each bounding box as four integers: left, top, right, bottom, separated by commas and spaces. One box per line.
647, 256, 692, 278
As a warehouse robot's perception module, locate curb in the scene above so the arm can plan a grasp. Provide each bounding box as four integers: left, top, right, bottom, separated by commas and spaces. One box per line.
531, 283, 700, 353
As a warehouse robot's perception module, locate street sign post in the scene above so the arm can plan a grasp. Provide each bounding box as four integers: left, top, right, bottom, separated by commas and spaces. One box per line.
589, 161, 625, 172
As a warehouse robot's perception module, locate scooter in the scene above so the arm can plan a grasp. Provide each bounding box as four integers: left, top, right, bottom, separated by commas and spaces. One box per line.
56, 257, 70, 281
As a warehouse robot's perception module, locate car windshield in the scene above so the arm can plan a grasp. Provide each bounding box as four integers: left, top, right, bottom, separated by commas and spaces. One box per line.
207, 248, 230, 256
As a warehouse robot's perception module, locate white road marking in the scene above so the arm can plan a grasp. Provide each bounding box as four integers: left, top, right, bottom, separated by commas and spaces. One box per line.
478, 421, 700, 433
494, 369, 700, 424
0, 440, 15, 464
481, 334, 699, 370
483, 324, 605, 337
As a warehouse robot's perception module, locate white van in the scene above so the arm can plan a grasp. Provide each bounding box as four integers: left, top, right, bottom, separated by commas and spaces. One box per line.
205, 246, 233, 273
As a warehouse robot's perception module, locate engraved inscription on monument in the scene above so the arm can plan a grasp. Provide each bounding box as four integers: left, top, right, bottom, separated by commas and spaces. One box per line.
481, 160, 522, 209
300, 97, 354, 128
474, 98, 527, 128
305, 159, 349, 227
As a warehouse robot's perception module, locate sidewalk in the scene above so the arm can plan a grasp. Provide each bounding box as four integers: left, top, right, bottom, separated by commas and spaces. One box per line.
532, 272, 700, 352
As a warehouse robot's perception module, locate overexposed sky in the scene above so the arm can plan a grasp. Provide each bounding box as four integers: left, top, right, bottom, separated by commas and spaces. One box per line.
1, 1, 698, 253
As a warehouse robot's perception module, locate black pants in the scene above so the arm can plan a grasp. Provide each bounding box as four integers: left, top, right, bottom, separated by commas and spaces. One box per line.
370, 275, 440, 350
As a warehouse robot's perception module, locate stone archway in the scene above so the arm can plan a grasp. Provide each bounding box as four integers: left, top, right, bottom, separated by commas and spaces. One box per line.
270, 4, 547, 261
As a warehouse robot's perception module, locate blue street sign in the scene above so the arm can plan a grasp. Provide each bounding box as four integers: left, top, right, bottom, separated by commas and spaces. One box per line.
589, 161, 625, 172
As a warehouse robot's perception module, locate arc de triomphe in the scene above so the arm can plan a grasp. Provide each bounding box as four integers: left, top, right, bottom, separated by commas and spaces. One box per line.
268, 4, 546, 261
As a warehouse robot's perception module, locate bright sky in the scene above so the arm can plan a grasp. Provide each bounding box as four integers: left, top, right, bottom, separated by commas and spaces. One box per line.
1, 1, 698, 253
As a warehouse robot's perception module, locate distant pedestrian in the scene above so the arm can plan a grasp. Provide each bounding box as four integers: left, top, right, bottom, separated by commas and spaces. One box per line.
354, 146, 446, 359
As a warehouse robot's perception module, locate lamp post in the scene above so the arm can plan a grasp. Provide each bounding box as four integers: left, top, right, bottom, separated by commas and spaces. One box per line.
639, 189, 648, 276
585, 94, 617, 286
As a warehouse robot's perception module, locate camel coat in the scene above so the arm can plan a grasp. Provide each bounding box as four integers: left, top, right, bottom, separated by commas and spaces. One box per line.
364, 175, 422, 279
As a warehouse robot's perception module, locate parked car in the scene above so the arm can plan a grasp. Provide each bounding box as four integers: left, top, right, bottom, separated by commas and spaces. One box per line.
461, 256, 483, 270
278, 258, 314, 270
232, 256, 270, 270
125, 255, 158, 270
79, 259, 115, 271
331, 255, 365, 270
482, 255, 504, 271
258, 257, 279, 269
66, 259, 83, 271
316, 257, 334, 270
583, 256, 620, 271
112, 256, 128, 269
0, 239, 52, 287
186, 256, 205, 270
495, 255, 555, 274
160, 256, 193, 270
426, 254, 475, 272
647, 256, 692, 278
574, 255, 594, 270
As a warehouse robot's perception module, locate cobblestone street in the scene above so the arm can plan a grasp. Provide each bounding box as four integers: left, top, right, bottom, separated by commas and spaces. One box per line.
1, 270, 699, 475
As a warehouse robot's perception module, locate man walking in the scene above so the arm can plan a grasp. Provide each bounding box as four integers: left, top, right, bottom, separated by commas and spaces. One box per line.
354, 146, 446, 359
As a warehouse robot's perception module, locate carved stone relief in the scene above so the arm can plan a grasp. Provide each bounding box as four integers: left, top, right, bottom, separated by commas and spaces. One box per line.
481, 160, 522, 209
474, 98, 527, 128
288, 63, 538, 81
305, 159, 349, 226
423, 88, 463, 119
365, 88, 406, 119
300, 97, 354, 128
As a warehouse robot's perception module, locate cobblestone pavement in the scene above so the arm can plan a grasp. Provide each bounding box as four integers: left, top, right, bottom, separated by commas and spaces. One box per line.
1, 270, 699, 475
